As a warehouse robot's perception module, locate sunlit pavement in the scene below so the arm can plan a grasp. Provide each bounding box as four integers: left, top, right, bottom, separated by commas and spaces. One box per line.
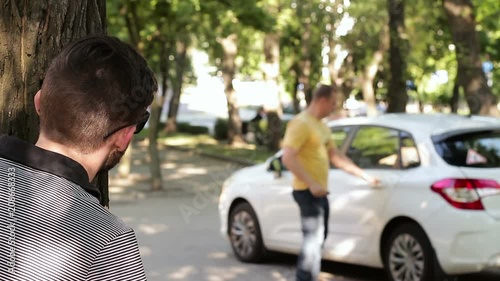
110, 194, 380, 281
108, 148, 500, 281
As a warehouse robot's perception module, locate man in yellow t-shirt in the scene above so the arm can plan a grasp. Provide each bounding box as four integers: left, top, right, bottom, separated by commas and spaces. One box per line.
282, 84, 379, 281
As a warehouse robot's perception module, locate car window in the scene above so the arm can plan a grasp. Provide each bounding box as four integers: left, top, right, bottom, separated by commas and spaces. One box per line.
400, 131, 421, 169
434, 131, 500, 168
331, 126, 352, 148
346, 126, 400, 169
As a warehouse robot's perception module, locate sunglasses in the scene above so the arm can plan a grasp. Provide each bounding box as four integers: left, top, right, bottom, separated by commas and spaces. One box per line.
103, 111, 150, 140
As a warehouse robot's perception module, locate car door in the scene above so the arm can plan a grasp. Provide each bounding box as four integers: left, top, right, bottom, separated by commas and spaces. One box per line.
324, 125, 404, 262
257, 154, 300, 252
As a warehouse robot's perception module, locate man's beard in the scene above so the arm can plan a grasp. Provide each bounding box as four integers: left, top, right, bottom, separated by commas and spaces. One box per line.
99, 148, 126, 173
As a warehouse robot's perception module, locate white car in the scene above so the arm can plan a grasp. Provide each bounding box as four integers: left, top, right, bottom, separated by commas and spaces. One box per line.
218, 113, 500, 281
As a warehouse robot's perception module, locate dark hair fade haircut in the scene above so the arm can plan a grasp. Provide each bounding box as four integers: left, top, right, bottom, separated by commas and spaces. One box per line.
40, 35, 157, 153
312, 84, 334, 101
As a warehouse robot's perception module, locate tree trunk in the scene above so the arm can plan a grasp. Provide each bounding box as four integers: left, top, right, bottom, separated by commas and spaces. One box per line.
148, 41, 169, 192
361, 26, 389, 117
291, 63, 301, 114
450, 68, 461, 113
164, 38, 188, 133
337, 54, 356, 115
219, 34, 244, 145
0, 0, 109, 207
328, 30, 347, 117
263, 32, 282, 152
148, 96, 163, 191
442, 0, 498, 116
386, 0, 408, 113
116, 0, 142, 179
327, 1, 344, 88
297, 1, 312, 105
328, 38, 341, 87
120, 0, 142, 51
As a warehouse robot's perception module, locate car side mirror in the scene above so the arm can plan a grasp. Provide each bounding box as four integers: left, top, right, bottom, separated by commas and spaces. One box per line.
268, 157, 283, 178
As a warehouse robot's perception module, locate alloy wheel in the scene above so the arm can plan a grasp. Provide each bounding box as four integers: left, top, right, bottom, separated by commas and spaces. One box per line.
230, 210, 257, 258
389, 233, 425, 281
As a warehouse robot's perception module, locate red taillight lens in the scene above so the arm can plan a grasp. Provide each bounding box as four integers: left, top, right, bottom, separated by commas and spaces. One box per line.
431, 179, 500, 210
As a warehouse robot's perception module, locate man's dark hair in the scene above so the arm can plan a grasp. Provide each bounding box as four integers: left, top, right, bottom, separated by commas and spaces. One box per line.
40, 35, 157, 153
312, 84, 334, 100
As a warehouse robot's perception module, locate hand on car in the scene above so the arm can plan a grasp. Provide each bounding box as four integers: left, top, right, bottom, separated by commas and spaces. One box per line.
309, 182, 328, 197
362, 172, 381, 187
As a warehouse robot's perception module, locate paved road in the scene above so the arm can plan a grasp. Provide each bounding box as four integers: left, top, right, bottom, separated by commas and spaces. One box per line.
108, 146, 500, 281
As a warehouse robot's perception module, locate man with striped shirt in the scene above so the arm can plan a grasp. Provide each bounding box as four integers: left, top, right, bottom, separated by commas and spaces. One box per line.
0, 35, 157, 280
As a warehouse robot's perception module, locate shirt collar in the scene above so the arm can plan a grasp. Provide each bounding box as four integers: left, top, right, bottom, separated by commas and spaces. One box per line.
0, 134, 101, 201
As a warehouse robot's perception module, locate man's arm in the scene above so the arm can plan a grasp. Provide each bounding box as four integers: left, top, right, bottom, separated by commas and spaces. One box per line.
86, 230, 146, 281
282, 147, 327, 197
329, 146, 380, 186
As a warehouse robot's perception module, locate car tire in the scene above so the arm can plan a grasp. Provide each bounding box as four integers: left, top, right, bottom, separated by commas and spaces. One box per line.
383, 223, 447, 281
228, 202, 265, 263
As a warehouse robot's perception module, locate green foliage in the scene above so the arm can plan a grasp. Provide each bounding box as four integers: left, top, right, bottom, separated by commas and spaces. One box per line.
279, 0, 334, 100
476, 0, 500, 97
342, 0, 387, 70
176, 123, 210, 135
107, 0, 500, 112
195, 0, 275, 77
476, 0, 500, 60
214, 118, 229, 140
237, 31, 265, 79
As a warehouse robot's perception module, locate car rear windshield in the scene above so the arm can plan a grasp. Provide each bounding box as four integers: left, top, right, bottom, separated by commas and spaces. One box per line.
434, 131, 500, 168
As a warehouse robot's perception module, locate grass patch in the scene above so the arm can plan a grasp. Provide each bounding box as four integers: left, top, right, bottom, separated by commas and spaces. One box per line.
195, 143, 273, 164
160, 133, 217, 147
134, 130, 275, 164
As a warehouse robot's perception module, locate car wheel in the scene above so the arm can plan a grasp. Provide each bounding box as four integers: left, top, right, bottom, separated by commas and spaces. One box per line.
383, 223, 444, 281
228, 202, 265, 263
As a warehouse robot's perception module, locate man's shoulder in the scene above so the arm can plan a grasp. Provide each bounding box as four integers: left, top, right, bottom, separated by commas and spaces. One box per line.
288, 112, 310, 127
76, 198, 134, 238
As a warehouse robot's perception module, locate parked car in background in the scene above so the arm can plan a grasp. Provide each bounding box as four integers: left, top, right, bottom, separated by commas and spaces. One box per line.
343, 96, 386, 117
218, 113, 500, 281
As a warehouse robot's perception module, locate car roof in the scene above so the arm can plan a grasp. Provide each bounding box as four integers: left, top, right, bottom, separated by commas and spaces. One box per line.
326, 113, 500, 140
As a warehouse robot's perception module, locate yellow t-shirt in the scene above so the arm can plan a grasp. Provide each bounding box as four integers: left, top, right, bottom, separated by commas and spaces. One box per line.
282, 111, 334, 191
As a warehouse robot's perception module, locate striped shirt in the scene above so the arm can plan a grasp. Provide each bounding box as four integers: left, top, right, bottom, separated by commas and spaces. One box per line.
0, 135, 146, 280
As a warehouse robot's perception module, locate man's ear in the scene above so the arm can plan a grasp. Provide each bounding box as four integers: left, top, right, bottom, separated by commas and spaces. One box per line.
34, 90, 41, 115
113, 126, 135, 151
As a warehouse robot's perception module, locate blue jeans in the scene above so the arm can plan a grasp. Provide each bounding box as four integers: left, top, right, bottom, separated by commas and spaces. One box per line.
292, 189, 329, 281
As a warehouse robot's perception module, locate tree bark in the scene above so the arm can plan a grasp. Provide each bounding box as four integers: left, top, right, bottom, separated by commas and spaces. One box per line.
328, 37, 341, 87
442, 0, 498, 116
0, 0, 109, 206
165, 38, 188, 133
120, 1, 141, 51
148, 96, 163, 191
219, 34, 244, 145
263, 32, 282, 152
148, 40, 169, 191
297, 0, 312, 105
116, 0, 145, 179
450, 68, 461, 113
361, 26, 389, 117
337, 54, 356, 115
291, 63, 301, 114
386, 0, 408, 113
327, 0, 343, 88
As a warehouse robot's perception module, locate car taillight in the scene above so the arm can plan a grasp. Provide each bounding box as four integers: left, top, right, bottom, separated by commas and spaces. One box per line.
431, 178, 500, 210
